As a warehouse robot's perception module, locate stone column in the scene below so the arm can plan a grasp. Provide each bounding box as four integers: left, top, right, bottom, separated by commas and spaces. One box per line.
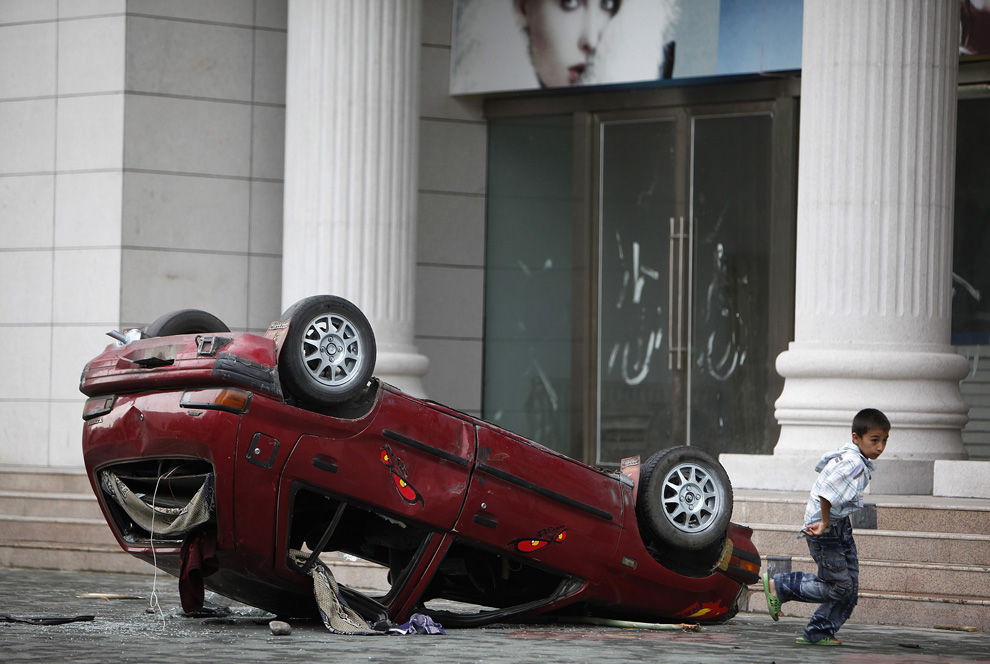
722, 0, 968, 493
281, 0, 429, 396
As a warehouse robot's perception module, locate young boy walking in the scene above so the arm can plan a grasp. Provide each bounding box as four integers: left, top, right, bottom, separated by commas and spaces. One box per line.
762, 408, 890, 646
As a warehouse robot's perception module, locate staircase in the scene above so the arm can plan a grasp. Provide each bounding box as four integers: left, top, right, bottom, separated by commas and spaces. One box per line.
3, 469, 989, 632
734, 489, 990, 631
0, 466, 147, 574
0, 466, 389, 588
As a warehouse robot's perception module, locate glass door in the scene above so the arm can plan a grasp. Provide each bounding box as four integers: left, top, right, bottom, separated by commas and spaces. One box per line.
597, 115, 683, 465
596, 111, 774, 465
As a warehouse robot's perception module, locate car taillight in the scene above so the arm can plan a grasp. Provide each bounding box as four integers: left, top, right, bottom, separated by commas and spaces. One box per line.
180, 388, 252, 414
716, 538, 761, 585
82, 395, 116, 420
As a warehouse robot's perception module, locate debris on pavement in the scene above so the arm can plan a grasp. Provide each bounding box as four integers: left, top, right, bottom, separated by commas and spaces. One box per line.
269, 620, 292, 636
387, 614, 446, 635
1, 614, 95, 626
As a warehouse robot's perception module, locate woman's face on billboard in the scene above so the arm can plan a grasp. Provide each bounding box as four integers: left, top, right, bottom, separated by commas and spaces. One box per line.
518, 0, 621, 87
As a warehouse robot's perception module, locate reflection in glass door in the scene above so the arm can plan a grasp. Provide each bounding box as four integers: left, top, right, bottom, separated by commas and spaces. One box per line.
597, 113, 773, 465
598, 118, 679, 465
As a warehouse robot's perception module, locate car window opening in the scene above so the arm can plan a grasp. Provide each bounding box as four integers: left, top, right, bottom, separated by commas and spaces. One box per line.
97, 459, 216, 543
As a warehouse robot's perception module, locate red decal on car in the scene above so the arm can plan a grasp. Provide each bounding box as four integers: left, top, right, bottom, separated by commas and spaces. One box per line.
380, 444, 423, 506
675, 600, 727, 619
510, 526, 568, 553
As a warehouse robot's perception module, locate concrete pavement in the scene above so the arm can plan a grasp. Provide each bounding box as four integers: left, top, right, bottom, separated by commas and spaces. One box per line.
1, 567, 988, 663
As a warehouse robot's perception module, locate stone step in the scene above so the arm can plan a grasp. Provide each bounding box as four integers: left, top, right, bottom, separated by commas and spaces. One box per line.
0, 515, 118, 547
0, 466, 92, 494
746, 585, 990, 632
0, 541, 150, 574
319, 553, 390, 592
750, 524, 990, 566
0, 490, 104, 519
766, 555, 990, 597
733, 490, 990, 535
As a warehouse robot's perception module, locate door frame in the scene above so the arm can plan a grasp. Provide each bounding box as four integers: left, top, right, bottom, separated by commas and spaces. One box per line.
484, 79, 799, 466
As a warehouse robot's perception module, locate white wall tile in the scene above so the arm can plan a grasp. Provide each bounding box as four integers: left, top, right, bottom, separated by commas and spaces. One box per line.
121, 172, 249, 252
249, 180, 283, 254
56, 94, 124, 171
124, 95, 251, 177
246, 254, 281, 331
1, 175, 54, 248
55, 172, 122, 247
254, 0, 287, 30
422, 0, 452, 47
414, 264, 484, 338
125, 17, 253, 101
52, 248, 122, 324
48, 400, 86, 467
253, 27, 286, 105
418, 119, 487, 194
417, 337, 482, 413
0, 326, 51, 399
0, 250, 53, 323
58, 16, 124, 95
58, 0, 125, 19
120, 248, 248, 329
420, 45, 482, 121
0, 0, 56, 23
0, 23, 56, 98
251, 104, 285, 181
417, 192, 485, 266
0, 99, 56, 174
0, 402, 51, 465
125, 0, 254, 25
50, 325, 116, 401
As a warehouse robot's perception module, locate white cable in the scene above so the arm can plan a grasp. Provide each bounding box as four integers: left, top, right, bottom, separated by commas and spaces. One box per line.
147, 466, 177, 630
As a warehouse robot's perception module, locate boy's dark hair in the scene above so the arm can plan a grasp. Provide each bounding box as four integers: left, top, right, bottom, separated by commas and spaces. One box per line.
852, 408, 890, 435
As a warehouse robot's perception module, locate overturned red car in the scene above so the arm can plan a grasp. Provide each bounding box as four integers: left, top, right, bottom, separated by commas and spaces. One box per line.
79, 295, 760, 627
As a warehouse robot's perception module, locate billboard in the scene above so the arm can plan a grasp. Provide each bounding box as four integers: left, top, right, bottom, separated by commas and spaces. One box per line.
449, 0, 804, 95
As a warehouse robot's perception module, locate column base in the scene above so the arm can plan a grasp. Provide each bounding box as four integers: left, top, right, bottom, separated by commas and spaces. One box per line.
773, 346, 970, 460
375, 350, 430, 398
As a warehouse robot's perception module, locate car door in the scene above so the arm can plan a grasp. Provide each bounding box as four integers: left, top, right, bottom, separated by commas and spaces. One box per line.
456, 425, 624, 580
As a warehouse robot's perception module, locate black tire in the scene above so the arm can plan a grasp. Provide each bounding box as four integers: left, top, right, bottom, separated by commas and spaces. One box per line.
145, 309, 230, 337
277, 295, 376, 407
636, 446, 733, 552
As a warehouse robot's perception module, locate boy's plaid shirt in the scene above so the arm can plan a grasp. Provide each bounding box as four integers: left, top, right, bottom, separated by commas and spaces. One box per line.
803, 442, 876, 526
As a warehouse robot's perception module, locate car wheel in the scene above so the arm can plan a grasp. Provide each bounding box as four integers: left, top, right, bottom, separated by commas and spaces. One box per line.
278, 295, 376, 407
636, 446, 733, 551
145, 309, 230, 337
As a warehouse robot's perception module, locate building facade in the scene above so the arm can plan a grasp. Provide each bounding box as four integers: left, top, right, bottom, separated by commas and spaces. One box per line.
1, 0, 988, 496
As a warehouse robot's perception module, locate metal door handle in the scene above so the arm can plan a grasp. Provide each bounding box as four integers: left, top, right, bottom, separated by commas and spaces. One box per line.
668, 217, 687, 370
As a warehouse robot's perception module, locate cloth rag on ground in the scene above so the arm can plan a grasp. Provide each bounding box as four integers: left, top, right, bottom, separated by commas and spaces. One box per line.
387, 613, 446, 635
179, 529, 220, 613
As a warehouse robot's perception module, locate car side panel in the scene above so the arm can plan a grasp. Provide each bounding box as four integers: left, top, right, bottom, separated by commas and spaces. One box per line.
455, 426, 623, 580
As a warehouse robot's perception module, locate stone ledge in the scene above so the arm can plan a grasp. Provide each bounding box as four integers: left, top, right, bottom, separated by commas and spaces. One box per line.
720, 454, 935, 495
934, 460, 990, 499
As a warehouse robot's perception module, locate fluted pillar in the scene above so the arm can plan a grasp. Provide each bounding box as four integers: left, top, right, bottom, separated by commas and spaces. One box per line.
774, 0, 967, 461
722, 1, 967, 492
282, 0, 428, 395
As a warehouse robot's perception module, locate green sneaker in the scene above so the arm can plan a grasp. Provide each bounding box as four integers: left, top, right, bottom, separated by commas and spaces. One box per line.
761, 572, 781, 621
796, 636, 842, 646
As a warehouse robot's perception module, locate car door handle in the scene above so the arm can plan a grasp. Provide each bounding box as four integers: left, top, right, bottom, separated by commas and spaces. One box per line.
473, 512, 497, 529
312, 454, 338, 473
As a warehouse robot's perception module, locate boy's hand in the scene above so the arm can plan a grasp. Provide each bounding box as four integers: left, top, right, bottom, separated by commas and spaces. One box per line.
802, 521, 828, 536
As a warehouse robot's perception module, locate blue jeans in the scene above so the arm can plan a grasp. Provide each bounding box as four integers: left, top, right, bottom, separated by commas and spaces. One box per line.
773, 516, 859, 642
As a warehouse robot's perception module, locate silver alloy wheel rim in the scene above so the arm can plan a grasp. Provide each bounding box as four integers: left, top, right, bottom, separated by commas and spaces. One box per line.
300, 312, 365, 388
660, 462, 722, 533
